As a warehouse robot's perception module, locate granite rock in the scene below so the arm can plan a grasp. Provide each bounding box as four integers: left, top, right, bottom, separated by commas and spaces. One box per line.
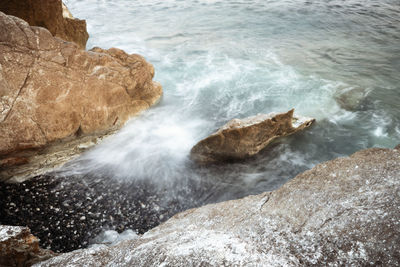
36, 147, 400, 266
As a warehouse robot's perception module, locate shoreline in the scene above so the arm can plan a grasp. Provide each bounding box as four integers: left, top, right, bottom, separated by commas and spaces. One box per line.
0, 174, 182, 252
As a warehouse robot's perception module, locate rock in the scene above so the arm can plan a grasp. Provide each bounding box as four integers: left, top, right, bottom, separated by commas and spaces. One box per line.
0, 11, 162, 182
0, 225, 55, 266
190, 109, 315, 163
334, 86, 370, 111
35, 147, 400, 266
0, 0, 89, 49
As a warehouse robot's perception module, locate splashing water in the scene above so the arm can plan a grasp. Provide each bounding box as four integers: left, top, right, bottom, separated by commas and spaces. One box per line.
61, 0, 400, 202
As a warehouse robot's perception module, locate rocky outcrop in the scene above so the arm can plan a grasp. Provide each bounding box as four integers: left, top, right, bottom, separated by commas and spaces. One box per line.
191, 109, 315, 163
36, 146, 400, 266
0, 11, 162, 182
0, 225, 55, 266
0, 0, 89, 49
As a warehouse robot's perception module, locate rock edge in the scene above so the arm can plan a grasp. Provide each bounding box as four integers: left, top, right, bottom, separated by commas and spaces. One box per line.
36, 146, 400, 266
190, 109, 315, 163
0, 11, 162, 182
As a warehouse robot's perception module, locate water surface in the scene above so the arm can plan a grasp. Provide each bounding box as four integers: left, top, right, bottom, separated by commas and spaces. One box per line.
63, 0, 400, 203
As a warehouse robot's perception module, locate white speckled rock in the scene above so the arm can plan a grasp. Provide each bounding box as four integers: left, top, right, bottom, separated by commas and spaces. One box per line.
0, 225, 55, 266
36, 147, 400, 266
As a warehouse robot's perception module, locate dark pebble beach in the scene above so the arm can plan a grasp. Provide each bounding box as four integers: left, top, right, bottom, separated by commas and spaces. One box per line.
0, 174, 193, 253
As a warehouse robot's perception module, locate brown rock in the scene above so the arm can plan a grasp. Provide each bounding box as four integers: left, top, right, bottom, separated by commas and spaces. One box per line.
36, 147, 400, 266
0, 12, 162, 181
0, 0, 89, 49
0, 225, 55, 266
190, 109, 315, 163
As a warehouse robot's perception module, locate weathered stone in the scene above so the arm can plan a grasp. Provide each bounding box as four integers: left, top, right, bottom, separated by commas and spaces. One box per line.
35, 147, 400, 266
0, 0, 89, 49
0, 12, 162, 181
0, 225, 55, 266
190, 109, 315, 163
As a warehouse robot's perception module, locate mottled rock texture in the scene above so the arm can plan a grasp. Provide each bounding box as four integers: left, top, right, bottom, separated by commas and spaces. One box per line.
0, 0, 89, 49
191, 109, 315, 163
36, 147, 400, 266
0, 225, 55, 266
0, 11, 162, 181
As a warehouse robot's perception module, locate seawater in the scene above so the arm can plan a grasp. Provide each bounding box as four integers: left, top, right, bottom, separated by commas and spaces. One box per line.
62, 0, 400, 202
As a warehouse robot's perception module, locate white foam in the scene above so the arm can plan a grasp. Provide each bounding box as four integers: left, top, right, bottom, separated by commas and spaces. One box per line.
90, 229, 138, 247
61, 0, 399, 198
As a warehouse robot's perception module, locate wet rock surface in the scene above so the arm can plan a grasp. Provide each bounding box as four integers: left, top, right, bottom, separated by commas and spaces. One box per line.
0, 174, 193, 253
36, 147, 400, 266
191, 109, 315, 163
0, 225, 55, 266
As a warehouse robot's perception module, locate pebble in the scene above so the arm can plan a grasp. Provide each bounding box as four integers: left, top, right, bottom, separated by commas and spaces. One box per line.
0, 174, 193, 253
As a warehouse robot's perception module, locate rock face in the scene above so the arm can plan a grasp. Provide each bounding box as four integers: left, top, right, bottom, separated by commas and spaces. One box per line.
0, 11, 162, 182
0, 225, 55, 266
0, 0, 89, 49
36, 147, 400, 266
191, 109, 315, 163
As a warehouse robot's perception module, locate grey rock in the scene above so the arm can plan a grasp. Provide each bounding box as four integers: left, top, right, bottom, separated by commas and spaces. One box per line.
36, 147, 400, 266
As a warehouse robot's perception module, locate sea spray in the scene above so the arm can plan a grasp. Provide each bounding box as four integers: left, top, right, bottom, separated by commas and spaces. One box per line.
3, 0, 398, 252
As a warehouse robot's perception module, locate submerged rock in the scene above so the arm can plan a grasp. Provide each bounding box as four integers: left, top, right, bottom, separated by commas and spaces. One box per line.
0, 225, 55, 266
334, 86, 370, 111
0, 11, 162, 182
36, 147, 400, 266
190, 109, 315, 163
0, 0, 89, 49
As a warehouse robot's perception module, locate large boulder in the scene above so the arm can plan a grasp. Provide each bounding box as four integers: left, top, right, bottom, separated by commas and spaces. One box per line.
0, 0, 89, 49
0, 225, 55, 266
36, 146, 400, 266
0, 12, 162, 182
190, 109, 315, 163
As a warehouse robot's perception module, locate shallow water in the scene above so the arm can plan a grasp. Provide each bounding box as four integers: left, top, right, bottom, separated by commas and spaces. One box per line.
63, 0, 400, 202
